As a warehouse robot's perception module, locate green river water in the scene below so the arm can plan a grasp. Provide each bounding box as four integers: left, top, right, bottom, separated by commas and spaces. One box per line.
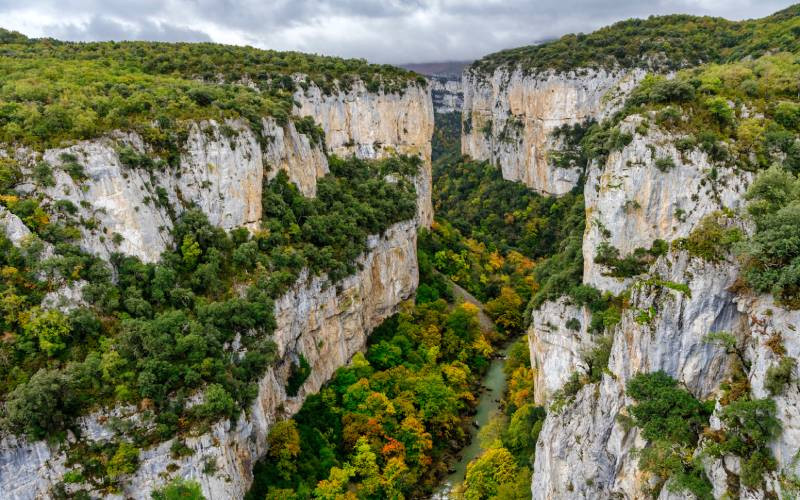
432, 343, 510, 498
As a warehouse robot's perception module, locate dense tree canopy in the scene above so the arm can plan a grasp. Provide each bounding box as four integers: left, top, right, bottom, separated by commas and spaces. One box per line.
471, 6, 800, 74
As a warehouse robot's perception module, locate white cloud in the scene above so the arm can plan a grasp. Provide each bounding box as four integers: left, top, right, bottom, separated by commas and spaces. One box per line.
0, 0, 795, 63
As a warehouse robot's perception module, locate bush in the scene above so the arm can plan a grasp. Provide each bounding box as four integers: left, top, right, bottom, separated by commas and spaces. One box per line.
594, 241, 664, 278
286, 355, 312, 397
708, 398, 781, 490
2, 368, 78, 440
152, 479, 205, 500
626, 372, 712, 445
764, 357, 795, 396
705, 97, 734, 126
626, 372, 714, 498
583, 336, 613, 382
680, 212, 743, 262
107, 442, 140, 479
741, 166, 800, 306
194, 384, 235, 420
654, 156, 676, 172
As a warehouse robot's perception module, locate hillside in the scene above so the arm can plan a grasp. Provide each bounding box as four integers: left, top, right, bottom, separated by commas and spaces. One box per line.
471, 5, 800, 74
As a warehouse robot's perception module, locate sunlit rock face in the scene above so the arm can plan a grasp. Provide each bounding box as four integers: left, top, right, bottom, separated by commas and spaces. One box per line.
294, 81, 434, 227
583, 116, 753, 295
462, 67, 644, 195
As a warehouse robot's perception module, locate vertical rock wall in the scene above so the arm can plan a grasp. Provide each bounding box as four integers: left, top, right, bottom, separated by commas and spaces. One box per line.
461, 67, 644, 195
294, 81, 434, 227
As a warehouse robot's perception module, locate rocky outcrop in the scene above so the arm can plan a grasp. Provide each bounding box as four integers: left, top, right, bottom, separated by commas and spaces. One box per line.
0, 220, 419, 500
294, 81, 434, 227
531, 250, 746, 498
11, 117, 326, 263
7, 80, 432, 264
461, 67, 644, 195
737, 296, 800, 479
583, 116, 753, 294
527, 117, 799, 496
429, 77, 463, 114
527, 298, 592, 405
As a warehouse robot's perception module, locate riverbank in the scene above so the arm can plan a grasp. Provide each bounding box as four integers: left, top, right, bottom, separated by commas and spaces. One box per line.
432, 342, 510, 498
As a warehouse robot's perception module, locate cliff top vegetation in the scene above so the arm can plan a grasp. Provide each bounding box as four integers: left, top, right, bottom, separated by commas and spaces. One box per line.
470, 5, 800, 75
0, 29, 424, 150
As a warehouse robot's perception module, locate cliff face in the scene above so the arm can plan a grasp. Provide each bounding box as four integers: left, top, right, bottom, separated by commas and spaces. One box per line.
582, 116, 752, 294
0, 80, 432, 499
12, 117, 327, 264
531, 249, 746, 498
429, 77, 463, 114
294, 81, 434, 227
461, 67, 644, 195
526, 115, 799, 497
0, 221, 418, 500
527, 298, 592, 406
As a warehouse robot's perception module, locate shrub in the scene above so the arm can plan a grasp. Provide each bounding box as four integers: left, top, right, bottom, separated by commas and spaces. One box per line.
764, 357, 795, 396
705, 97, 734, 126
151, 479, 205, 500
286, 355, 312, 397
654, 156, 676, 172
565, 317, 581, 331
626, 372, 714, 498
2, 368, 78, 440
626, 371, 712, 445
194, 384, 235, 420
680, 212, 743, 262
741, 166, 800, 306
583, 336, 612, 382
107, 442, 140, 479
707, 398, 781, 490
594, 241, 665, 278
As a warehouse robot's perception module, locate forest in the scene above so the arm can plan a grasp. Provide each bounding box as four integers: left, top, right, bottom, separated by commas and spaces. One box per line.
0, 153, 418, 492
471, 4, 800, 74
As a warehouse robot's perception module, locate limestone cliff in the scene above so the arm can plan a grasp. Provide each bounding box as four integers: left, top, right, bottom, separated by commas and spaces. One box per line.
429, 77, 463, 114
0, 221, 418, 500
527, 119, 798, 498
10, 117, 327, 263
527, 298, 592, 406
461, 67, 644, 195
583, 116, 752, 294
294, 81, 434, 227
0, 79, 432, 499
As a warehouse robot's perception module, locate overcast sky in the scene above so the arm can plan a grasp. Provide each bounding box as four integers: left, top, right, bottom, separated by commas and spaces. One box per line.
1, 0, 797, 64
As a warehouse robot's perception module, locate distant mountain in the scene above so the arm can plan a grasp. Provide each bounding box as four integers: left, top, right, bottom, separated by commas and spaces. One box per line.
400, 60, 472, 78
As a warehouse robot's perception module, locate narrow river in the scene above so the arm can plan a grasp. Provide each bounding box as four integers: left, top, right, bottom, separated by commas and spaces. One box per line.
432, 340, 510, 498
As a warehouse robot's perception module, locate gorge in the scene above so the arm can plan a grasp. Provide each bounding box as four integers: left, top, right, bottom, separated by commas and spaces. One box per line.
1, 4, 800, 500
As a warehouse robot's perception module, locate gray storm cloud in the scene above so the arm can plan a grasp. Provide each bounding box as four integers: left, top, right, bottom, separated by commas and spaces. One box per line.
0, 0, 796, 63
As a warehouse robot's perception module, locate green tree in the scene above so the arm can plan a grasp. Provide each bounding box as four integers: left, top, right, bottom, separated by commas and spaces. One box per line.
2, 368, 76, 439
151, 479, 205, 500
462, 447, 519, 500
24, 307, 71, 356
267, 420, 301, 481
